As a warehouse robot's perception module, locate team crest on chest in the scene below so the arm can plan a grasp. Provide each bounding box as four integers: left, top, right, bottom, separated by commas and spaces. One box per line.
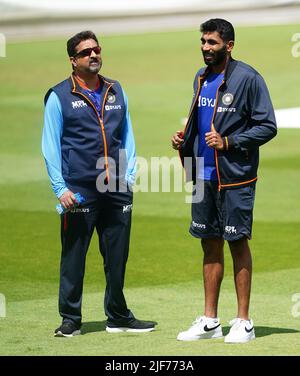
222, 93, 234, 106
107, 93, 116, 104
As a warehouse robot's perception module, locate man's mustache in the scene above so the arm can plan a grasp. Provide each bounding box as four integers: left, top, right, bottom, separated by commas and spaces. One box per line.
89, 58, 100, 63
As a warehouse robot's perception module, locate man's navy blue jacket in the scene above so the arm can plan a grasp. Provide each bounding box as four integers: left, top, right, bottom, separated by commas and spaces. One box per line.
179, 58, 277, 189
44, 74, 135, 193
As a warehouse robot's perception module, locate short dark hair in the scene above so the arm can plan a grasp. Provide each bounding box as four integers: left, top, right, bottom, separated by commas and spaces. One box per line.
200, 19, 235, 42
67, 30, 99, 57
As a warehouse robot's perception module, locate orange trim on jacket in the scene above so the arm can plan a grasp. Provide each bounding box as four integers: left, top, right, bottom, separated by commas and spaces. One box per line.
70, 74, 112, 183
219, 177, 258, 189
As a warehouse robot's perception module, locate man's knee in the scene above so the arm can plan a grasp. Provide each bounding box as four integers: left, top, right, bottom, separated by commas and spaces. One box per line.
228, 236, 250, 254
201, 237, 224, 254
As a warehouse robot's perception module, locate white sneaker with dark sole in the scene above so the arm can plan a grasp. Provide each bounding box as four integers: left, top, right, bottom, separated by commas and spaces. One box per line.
177, 316, 223, 341
224, 318, 255, 343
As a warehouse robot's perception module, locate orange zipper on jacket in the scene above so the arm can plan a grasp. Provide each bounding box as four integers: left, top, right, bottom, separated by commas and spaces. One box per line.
210, 80, 225, 191
179, 75, 203, 167
183, 74, 224, 188
71, 75, 112, 183
183, 76, 202, 135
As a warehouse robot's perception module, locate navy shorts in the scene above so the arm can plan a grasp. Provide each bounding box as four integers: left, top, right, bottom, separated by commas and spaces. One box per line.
189, 180, 256, 241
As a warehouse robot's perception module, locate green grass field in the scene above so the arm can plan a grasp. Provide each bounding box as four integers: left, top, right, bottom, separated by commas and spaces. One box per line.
0, 23, 300, 356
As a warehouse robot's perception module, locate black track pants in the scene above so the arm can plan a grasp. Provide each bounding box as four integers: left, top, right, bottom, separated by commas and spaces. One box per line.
58, 190, 135, 326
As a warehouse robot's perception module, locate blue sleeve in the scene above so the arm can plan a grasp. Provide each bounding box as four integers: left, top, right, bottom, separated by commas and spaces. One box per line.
42, 91, 68, 198
121, 89, 136, 186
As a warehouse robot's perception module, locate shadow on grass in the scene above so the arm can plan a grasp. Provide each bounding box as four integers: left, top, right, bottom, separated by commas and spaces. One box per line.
223, 326, 300, 337
81, 321, 107, 334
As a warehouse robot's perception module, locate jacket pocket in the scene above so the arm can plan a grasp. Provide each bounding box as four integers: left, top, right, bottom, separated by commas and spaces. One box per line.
218, 149, 255, 181
68, 149, 98, 181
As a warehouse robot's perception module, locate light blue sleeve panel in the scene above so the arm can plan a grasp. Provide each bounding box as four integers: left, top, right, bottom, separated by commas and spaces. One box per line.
121, 88, 137, 186
42, 91, 68, 198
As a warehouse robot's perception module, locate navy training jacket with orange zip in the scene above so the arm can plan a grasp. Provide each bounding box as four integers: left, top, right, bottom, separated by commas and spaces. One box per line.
179, 58, 277, 190
44, 74, 135, 191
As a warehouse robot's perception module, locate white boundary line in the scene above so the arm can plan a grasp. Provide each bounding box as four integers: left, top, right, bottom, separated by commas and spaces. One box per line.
275, 107, 300, 128
0, 0, 297, 17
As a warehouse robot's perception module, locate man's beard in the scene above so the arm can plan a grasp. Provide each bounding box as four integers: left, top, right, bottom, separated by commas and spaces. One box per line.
202, 44, 227, 66
88, 58, 102, 73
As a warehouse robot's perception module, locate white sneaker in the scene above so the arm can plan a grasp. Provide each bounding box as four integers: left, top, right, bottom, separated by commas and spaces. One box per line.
224, 318, 255, 343
177, 316, 223, 341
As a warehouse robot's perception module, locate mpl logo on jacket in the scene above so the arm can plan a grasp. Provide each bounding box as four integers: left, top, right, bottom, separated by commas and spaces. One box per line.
72, 100, 87, 109
222, 93, 234, 105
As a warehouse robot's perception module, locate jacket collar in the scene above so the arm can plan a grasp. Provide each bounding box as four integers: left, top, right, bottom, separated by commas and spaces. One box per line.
69, 73, 115, 93
200, 57, 238, 82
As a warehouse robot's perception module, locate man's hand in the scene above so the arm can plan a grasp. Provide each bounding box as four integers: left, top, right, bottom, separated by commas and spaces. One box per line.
59, 190, 77, 209
205, 131, 224, 150
171, 130, 184, 150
